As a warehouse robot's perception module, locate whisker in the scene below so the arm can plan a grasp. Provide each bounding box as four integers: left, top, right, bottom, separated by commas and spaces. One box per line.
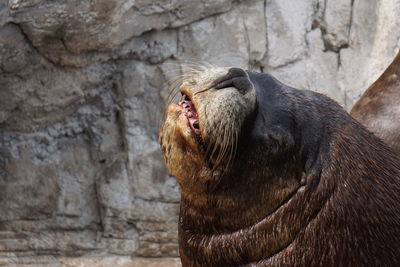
193, 87, 212, 96
165, 74, 193, 86
166, 78, 184, 102
218, 122, 230, 166
228, 122, 238, 171
163, 67, 200, 75
225, 121, 235, 172
176, 58, 213, 72
214, 119, 231, 170
167, 84, 182, 103
207, 123, 223, 168
224, 122, 234, 172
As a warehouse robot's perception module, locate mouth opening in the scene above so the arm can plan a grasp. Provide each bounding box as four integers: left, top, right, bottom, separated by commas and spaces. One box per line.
179, 93, 201, 136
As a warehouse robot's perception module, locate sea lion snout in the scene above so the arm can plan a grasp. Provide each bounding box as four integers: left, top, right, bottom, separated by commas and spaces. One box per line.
161, 67, 258, 177
209, 67, 254, 95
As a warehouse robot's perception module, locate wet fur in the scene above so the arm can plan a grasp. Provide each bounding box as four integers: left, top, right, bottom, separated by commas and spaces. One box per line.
160, 68, 400, 266
351, 51, 400, 153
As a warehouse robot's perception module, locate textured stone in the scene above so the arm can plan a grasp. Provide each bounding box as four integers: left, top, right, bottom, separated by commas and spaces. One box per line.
305, 28, 343, 103
338, 0, 400, 108
178, 0, 266, 69
1, 0, 400, 264
0, 23, 38, 73
121, 60, 180, 203
0, 256, 181, 267
115, 29, 178, 64
0, 59, 117, 131
265, 0, 313, 68
323, 0, 353, 51
4, 0, 235, 66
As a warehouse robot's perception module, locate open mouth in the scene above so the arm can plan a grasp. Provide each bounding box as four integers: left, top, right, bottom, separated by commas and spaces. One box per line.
179, 93, 201, 136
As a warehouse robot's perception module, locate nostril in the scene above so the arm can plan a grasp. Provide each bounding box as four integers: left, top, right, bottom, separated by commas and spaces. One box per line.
208, 67, 253, 94
227, 68, 248, 78
211, 77, 252, 95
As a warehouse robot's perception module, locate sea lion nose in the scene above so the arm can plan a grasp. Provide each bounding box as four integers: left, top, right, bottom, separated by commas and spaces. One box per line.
210, 68, 253, 94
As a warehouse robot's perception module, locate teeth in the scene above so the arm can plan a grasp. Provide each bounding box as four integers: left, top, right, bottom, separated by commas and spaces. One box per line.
178, 95, 200, 135
180, 92, 191, 101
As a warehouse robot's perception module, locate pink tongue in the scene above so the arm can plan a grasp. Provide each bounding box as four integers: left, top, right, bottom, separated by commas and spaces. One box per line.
179, 100, 200, 135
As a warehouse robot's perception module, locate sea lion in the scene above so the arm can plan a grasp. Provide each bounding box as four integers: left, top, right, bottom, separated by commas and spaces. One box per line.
351, 50, 400, 153
159, 67, 400, 266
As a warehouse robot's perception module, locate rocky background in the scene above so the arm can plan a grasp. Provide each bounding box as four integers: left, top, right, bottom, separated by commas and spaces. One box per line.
1, 0, 400, 266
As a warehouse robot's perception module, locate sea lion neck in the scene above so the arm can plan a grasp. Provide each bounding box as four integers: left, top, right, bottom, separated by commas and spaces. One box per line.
178, 152, 306, 232
178, 159, 328, 266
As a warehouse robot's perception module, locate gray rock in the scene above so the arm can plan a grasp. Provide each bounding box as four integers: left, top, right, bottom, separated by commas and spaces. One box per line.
305, 28, 344, 103
1, 0, 400, 263
323, 0, 353, 51
0, 23, 38, 73
265, 0, 313, 68
121, 60, 180, 203
5, 0, 235, 67
338, 0, 400, 108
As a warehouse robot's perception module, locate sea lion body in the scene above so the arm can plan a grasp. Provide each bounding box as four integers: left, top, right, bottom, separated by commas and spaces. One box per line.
351, 51, 400, 153
160, 68, 400, 266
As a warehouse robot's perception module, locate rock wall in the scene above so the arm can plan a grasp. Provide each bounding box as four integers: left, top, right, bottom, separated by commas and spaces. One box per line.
1, 0, 400, 265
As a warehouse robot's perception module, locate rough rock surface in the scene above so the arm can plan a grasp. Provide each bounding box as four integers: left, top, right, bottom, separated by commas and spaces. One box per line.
1, 0, 400, 265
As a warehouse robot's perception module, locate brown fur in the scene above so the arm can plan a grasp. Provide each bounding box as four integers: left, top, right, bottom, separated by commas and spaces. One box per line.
160, 68, 400, 266
351, 51, 400, 153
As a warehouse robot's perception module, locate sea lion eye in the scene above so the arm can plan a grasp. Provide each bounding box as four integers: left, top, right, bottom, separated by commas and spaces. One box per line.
210, 68, 253, 94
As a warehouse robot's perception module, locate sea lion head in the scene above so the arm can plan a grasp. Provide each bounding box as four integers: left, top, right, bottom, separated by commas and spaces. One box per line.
159, 66, 327, 198
160, 67, 259, 191
160, 66, 327, 263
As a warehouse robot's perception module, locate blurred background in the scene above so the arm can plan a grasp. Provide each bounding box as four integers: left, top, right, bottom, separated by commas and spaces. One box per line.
1, 0, 400, 266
